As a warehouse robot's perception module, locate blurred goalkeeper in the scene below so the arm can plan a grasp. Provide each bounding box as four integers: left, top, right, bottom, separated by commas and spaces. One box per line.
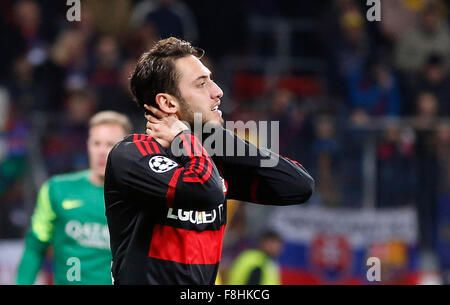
105, 37, 315, 285
16, 111, 132, 285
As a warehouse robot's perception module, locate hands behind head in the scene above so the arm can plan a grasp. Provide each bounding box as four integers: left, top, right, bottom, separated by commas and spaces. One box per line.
144, 104, 189, 148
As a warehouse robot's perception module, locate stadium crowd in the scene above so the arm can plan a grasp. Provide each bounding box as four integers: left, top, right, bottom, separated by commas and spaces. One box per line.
0, 0, 449, 283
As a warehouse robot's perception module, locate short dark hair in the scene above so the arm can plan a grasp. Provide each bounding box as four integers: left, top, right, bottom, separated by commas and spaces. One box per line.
426, 53, 443, 67
129, 37, 204, 111
259, 230, 281, 242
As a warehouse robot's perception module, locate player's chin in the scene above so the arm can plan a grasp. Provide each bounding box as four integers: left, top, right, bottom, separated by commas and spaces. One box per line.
94, 166, 107, 178
205, 117, 224, 128
206, 112, 224, 126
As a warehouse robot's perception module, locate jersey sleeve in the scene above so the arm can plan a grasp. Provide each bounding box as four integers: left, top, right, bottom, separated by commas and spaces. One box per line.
16, 181, 56, 285
107, 131, 225, 211
211, 128, 314, 205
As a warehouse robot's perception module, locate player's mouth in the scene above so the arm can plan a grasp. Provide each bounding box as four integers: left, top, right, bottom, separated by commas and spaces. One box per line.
211, 106, 222, 118
211, 101, 221, 114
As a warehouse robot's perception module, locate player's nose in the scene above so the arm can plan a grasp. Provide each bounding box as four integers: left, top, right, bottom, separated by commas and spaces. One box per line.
101, 145, 111, 157
211, 82, 223, 100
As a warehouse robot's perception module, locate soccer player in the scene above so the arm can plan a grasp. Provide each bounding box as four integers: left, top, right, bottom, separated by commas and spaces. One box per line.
16, 111, 132, 285
226, 231, 283, 285
104, 37, 314, 285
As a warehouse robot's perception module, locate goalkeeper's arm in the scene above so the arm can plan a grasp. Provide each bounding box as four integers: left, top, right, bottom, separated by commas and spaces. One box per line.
16, 182, 55, 285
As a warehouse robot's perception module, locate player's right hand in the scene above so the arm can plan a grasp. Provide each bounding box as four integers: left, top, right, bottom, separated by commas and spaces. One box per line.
144, 104, 189, 148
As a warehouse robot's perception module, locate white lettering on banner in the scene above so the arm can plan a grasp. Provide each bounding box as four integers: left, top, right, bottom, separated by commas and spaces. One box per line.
270, 206, 417, 247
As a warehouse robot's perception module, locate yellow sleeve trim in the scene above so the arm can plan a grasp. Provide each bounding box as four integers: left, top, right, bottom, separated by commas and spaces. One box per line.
30, 182, 56, 242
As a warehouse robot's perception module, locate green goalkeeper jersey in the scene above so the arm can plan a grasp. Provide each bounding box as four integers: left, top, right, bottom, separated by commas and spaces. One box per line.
16, 170, 112, 285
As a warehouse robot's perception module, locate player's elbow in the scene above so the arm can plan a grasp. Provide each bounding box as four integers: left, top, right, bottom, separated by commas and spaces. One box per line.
295, 174, 315, 203
277, 174, 315, 205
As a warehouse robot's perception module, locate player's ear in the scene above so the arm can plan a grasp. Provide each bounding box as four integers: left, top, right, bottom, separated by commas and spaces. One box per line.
155, 93, 178, 114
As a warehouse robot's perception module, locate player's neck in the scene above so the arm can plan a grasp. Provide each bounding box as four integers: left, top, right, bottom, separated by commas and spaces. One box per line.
89, 172, 104, 187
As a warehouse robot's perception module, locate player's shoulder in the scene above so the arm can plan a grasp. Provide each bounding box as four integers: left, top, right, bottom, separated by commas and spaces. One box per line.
44, 170, 90, 195
107, 134, 167, 168
110, 133, 165, 162
48, 169, 90, 185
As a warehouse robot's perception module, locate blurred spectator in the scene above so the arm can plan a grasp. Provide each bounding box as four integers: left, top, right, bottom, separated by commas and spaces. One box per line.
415, 92, 439, 127
70, 1, 97, 43
220, 202, 251, 284
96, 58, 133, 112
323, 2, 371, 97
347, 58, 402, 117
338, 111, 369, 207
434, 122, 450, 283
376, 125, 416, 207
130, 0, 199, 43
0, 88, 29, 238
268, 88, 314, 164
414, 95, 441, 251
226, 231, 282, 285
311, 117, 342, 207
321, 0, 361, 46
82, 0, 132, 39
410, 55, 450, 116
5, 55, 44, 112
125, 23, 159, 60
14, 0, 42, 46
89, 35, 121, 95
48, 28, 90, 94
0, 1, 26, 82
381, 0, 432, 41
93, 56, 143, 129
10, 0, 53, 79
435, 123, 450, 162
42, 89, 97, 176
394, 2, 450, 74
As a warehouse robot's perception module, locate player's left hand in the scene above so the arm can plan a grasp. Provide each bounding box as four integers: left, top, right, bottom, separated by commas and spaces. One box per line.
144, 104, 188, 148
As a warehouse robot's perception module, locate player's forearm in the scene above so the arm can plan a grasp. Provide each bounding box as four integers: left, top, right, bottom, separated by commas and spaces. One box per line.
211, 127, 314, 205
16, 232, 48, 285
247, 157, 314, 205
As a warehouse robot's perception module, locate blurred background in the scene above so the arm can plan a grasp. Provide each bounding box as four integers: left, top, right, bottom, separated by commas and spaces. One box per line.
0, 0, 449, 285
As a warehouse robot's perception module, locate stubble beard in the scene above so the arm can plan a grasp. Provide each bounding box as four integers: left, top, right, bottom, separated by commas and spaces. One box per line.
177, 96, 224, 130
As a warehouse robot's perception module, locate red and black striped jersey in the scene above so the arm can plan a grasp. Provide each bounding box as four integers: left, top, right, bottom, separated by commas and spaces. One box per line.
104, 128, 314, 285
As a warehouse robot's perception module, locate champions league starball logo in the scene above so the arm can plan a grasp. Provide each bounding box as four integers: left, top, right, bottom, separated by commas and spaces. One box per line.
149, 156, 179, 173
